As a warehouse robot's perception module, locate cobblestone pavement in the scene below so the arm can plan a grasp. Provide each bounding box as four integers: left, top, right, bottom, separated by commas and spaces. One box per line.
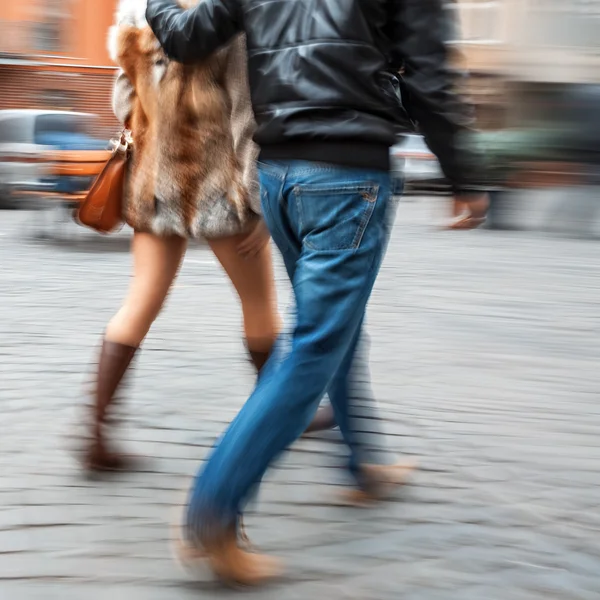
1, 201, 600, 600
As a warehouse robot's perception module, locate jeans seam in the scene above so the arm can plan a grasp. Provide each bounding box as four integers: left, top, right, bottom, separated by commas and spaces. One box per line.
351, 194, 376, 250
292, 187, 305, 236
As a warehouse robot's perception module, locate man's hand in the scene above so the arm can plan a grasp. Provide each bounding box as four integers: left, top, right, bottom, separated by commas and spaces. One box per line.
237, 219, 271, 258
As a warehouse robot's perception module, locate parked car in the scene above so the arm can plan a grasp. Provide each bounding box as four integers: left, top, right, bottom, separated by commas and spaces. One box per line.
390, 133, 448, 195
0, 110, 108, 208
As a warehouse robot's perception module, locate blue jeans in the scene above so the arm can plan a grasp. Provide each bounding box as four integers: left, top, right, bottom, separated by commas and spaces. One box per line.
187, 160, 396, 538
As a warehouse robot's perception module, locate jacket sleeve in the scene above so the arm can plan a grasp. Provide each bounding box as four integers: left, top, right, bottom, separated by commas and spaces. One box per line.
146, 0, 241, 64
389, 0, 485, 194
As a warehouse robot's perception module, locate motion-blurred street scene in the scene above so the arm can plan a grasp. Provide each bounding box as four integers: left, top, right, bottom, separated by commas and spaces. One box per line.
1, 1, 600, 599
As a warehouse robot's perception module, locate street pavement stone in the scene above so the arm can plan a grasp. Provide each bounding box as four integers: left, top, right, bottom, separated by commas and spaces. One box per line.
1, 200, 600, 599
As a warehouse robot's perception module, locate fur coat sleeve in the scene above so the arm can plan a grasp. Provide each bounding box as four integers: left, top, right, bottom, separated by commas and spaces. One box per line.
112, 70, 134, 126
223, 35, 261, 216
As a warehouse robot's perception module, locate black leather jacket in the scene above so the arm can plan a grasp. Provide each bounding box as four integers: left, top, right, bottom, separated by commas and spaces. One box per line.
146, 0, 483, 191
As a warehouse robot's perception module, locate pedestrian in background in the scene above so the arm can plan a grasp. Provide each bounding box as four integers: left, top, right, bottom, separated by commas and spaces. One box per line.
441, 0, 489, 229
146, 0, 488, 585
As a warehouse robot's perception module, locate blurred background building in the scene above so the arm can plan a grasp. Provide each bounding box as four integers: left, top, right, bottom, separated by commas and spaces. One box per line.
1, 0, 599, 138
447, 0, 600, 128
0, 0, 119, 138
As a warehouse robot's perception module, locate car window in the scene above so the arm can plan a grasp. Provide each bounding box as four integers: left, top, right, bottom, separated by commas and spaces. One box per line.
0, 115, 31, 144
33, 113, 94, 142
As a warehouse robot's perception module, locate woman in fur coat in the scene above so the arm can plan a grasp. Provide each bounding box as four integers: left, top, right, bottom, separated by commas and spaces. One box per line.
82, 0, 286, 470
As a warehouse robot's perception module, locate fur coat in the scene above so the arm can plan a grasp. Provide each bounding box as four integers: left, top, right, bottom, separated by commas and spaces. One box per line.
108, 0, 260, 239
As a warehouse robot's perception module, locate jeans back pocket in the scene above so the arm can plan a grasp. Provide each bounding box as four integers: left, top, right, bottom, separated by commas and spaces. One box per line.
293, 183, 380, 251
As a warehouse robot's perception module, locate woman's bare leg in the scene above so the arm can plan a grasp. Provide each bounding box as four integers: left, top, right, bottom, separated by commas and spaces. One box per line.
85, 232, 186, 470
208, 231, 280, 365
106, 232, 187, 347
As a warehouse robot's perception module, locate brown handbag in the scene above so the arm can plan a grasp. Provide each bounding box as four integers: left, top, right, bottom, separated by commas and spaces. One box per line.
76, 129, 132, 234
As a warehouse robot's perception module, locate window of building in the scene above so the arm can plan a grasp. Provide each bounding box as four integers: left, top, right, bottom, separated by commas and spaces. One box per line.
30, 0, 73, 54
445, 1, 504, 45
34, 20, 62, 53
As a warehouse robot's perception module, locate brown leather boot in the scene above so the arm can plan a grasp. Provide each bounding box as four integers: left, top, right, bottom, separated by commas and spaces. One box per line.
84, 339, 137, 471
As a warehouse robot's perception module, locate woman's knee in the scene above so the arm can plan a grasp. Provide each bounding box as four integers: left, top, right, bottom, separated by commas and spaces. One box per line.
108, 276, 170, 339
124, 286, 168, 326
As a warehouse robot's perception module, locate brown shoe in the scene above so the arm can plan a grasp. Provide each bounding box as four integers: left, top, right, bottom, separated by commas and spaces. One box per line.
175, 527, 282, 587
171, 507, 254, 573
303, 404, 336, 435
340, 459, 417, 506
82, 339, 137, 471
203, 529, 283, 587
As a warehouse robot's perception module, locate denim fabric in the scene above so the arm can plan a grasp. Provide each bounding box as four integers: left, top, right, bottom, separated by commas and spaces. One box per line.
187, 160, 397, 538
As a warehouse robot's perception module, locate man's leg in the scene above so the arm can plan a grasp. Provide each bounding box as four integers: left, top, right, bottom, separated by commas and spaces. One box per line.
252, 163, 332, 434
263, 161, 394, 467
184, 161, 394, 583
323, 191, 408, 493
323, 186, 395, 462
325, 323, 414, 505
258, 168, 407, 503
265, 249, 387, 485
327, 324, 384, 473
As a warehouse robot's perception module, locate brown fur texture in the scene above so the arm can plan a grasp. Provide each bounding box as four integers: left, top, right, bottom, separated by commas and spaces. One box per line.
110, 5, 258, 239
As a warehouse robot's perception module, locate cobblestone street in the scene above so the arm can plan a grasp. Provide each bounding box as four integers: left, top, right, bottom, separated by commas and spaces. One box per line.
1, 200, 600, 600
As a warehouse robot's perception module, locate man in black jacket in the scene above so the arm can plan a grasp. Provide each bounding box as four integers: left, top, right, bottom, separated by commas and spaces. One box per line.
146, 0, 486, 585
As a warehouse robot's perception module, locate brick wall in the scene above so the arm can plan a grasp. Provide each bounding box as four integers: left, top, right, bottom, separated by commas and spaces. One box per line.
1, 63, 506, 141
0, 64, 120, 140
